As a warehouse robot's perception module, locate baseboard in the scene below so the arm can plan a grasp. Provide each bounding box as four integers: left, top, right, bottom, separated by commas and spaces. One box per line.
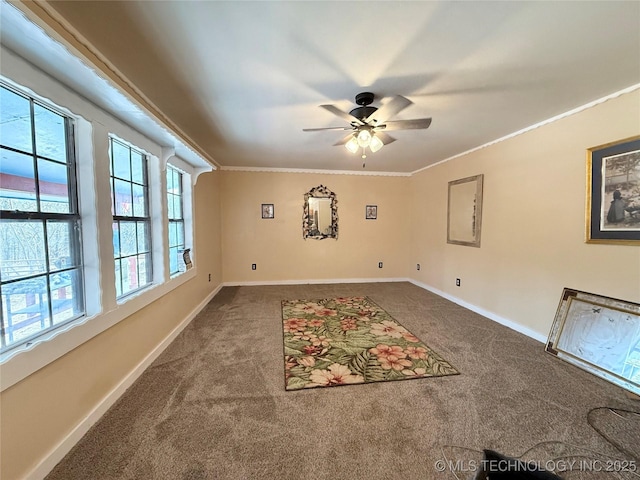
26, 283, 224, 480
224, 277, 410, 287
408, 279, 547, 343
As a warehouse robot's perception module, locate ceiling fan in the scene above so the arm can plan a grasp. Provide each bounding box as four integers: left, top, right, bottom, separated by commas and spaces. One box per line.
303, 92, 432, 160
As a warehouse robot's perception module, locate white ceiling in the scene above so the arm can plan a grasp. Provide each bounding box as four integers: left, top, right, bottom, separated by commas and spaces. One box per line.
7, 1, 640, 173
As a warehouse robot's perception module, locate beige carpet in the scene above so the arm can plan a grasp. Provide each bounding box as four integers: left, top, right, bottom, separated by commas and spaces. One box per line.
45, 282, 639, 479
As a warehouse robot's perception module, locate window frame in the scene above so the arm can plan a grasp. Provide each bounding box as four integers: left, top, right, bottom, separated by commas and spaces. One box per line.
0, 82, 86, 354
109, 137, 154, 299
166, 164, 186, 277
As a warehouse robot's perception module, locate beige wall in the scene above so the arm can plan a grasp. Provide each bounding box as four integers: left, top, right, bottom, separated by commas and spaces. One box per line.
220, 171, 411, 282
0, 170, 223, 480
410, 90, 640, 337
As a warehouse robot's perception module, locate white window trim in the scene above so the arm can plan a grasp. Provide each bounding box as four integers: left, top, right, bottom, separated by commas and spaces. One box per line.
165, 161, 194, 279
0, 37, 207, 391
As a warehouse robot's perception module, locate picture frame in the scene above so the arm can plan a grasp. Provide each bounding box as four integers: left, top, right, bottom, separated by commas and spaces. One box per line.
365, 205, 377, 220
586, 135, 640, 245
447, 174, 483, 247
261, 203, 274, 219
545, 288, 640, 396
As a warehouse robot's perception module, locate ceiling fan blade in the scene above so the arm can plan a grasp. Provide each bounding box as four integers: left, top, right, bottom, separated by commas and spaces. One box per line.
303, 126, 353, 132
364, 95, 412, 125
333, 133, 355, 146
375, 131, 396, 145
377, 118, 432, 131
320, 104, 364, 125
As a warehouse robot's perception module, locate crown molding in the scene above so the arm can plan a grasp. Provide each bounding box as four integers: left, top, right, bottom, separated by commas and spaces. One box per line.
219, 166, 411, 177
411, 83, 640, 175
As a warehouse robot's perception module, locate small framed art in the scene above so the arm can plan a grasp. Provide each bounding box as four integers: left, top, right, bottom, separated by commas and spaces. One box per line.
366, 205, 377, 220
261, 203, 274, 219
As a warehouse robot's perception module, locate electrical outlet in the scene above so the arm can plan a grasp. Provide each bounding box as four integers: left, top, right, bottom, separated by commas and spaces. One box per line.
251, 263, 257, 270
417, 264, 420, 271
208, 273, 211, 282
456, 278, 461, 287
378, 262, 383, 268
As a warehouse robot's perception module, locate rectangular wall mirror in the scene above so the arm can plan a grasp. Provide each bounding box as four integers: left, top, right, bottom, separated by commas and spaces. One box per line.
447, 174, 484, 247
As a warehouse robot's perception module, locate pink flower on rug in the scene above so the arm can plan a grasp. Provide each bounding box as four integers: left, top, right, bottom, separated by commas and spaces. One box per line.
358, 307, 378, 317
369, 344, 412, 371
302, 345, 326, 356
311, 335, 330, 348
340, 317, 358, 331
284, 355, 297, 371
283, 318, 307, 333
402, 367, 427, 376
369, 320, 408, 338
314, 308, 337, 317
307, 319, 325, 327
402, 332, 421, 343
308, 364, 364, 387
298, 356, 316, 367
405, 346, 428, 359
291, 302, 323, 315
369, 344, 406, 360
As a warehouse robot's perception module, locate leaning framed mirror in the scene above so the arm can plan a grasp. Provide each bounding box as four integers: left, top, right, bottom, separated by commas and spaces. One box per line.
303, 185, 338, 239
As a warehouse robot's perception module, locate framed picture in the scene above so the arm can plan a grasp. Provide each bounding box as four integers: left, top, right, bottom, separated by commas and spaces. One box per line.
365, 205, 377, 220
546, 288, 640, 396
586, 135, 640, 245
447, 174, 483, 247
261, 203, 274, 219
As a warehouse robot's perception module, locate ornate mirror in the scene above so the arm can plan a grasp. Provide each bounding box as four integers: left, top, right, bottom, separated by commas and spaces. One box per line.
303, 185, 338, 239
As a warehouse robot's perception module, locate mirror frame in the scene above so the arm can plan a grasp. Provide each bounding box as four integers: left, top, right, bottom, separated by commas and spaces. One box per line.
303, 185, 338, 240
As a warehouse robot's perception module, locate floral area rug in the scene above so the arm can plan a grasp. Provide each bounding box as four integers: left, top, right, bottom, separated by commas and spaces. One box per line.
282, 296, 459, 390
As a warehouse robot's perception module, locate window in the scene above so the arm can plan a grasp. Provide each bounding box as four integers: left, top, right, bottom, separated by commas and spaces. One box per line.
0, 84, 84, 351
110, 138, 152, 298
166, 165, 185, 276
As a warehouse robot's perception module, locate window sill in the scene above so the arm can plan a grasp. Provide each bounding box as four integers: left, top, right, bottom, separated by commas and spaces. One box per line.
0, 267, 197, 392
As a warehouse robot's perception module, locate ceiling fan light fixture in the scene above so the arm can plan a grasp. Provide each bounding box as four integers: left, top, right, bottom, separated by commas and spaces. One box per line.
345, 136, 359, 153
356, 128, 372, 148
369, 135, 383, 153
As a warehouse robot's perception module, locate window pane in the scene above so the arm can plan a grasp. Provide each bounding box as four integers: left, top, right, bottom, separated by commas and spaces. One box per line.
0, 148, 37, 211
114, 179, 132, 216
166, 167, 174, 192
137, 221, 149, 253
169, 247, 179, 275
131, 150, 145, 184
132, 184, 146, 217
167, 194, 176, 219
0, 220, 46, 280
168, 221, 177, 247
2, 275, 49, 344
0, 87, 32, 153
119, 221, 137, 256
47, 221, 76, 271
120, 256, 138, 296
111, 141, 131, 180
112, 222, 121, 257
173, 194, 183, 219
34, 104, 66, 162
114, 259, 122, 297
51, 269, 82, 324
38, 159, 70, 213
177, 221, 184, 247
138, 253, 151, 286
